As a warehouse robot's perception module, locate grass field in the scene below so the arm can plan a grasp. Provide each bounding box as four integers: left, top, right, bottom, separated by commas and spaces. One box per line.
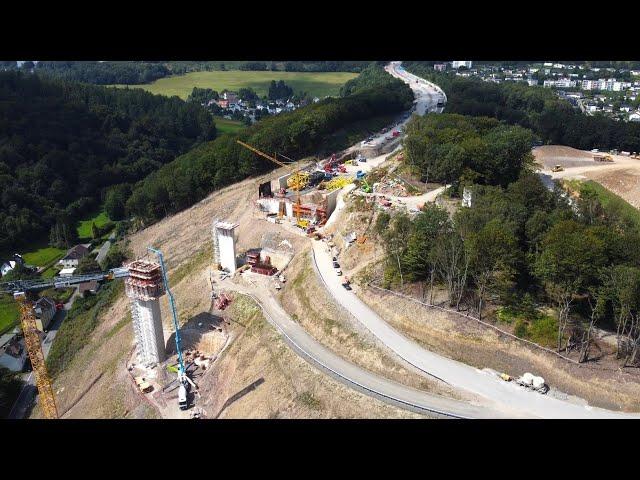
582, 180, 640, 228
77, 211, 112, 241
214, 116, 246, 135
0, 294, 19, 334
109, 70, 358, 100
21, 246, 66, 267
565, 179, 640, 230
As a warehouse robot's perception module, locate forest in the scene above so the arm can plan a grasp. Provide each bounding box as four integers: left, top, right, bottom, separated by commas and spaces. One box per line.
340, 62, 401, 96
0, 71, 216, 253
126, 66, 414, 222
35, 61, 172, 85
403, 114, 534, 189
403, 62, 640, 152
377, 68, 640, 363
11, 61, 374, 86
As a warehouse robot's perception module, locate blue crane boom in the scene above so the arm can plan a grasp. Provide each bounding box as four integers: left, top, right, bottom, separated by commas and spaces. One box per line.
146, 247, 185, 378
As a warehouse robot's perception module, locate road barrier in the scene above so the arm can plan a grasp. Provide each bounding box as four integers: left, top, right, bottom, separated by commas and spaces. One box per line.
366, 283, 581, 365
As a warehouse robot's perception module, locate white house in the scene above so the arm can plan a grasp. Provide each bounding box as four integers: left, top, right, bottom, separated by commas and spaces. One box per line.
58, 244, 89, 269
59, 267, 76, 277
1, 254, 24, 276
451, 61, 473, 69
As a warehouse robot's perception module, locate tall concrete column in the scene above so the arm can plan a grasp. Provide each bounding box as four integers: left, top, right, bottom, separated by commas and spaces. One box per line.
125, 260, 166, 368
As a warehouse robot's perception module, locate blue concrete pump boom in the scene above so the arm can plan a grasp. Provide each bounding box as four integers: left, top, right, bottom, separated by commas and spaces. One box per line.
146, 247, 185, 378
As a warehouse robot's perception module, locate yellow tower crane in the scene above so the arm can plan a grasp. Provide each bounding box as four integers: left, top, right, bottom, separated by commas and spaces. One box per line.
14, 291, 58, 419
236, 140, 307, 228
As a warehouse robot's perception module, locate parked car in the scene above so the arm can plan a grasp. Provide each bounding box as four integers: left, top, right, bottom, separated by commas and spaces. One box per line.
335, 269, 342, 276
332, 261, 340, 269
342, 283, 352, 291
332, 257, 337, 262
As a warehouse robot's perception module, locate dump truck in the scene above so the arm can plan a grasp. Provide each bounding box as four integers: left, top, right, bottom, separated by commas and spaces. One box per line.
551, 165, 564, 172
516, 372, 548, 394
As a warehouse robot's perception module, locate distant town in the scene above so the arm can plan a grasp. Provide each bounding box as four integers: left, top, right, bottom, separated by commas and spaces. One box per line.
437, 61, 640, 123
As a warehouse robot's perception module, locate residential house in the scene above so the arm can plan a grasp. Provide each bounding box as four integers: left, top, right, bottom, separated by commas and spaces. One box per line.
59, 267, 76, 277
78, 280, 99, 296
0, 333, 28, 372
629, 112, 640, 122
1, 254, 25, 277
33, 297, 56, 332
222, 91, 238, 103
58, 244, 89, 269
217, 99, 230, 109
451, 61, 473, 69
433, 63, 447, 72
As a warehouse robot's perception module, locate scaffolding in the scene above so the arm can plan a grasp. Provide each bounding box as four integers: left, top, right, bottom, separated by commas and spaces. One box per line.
124, 260, 166, 367
212, 218, 220, 266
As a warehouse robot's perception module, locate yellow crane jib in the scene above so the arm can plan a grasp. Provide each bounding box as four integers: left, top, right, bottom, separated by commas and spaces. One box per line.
14, 291, 59, 419
236, 140, 306, 223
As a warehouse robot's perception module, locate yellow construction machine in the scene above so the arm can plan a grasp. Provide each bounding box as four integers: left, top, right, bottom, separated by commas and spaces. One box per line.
236, 140, 309, 229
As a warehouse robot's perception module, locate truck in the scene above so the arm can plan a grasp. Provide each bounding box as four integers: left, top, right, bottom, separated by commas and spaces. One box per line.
178, 384, 189, 410
516, 372, 548, 394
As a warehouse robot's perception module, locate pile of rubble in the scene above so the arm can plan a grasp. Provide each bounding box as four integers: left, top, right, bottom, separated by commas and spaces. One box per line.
373, 178, 408, 197
184, 349, 212, 371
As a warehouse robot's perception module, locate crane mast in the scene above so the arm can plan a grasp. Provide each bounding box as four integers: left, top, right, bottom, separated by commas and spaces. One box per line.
1, 268, 131, 419
15, 291, 58, 419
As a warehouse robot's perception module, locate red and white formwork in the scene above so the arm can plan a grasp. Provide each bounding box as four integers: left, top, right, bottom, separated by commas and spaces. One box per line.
125, 260, 166, 368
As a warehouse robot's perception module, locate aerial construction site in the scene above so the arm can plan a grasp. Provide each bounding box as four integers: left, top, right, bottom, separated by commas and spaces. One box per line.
6, 61, 640, 420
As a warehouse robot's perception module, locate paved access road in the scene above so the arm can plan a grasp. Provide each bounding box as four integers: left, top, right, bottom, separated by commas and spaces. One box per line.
221, 277, 513, 419
311, 239, 640, 418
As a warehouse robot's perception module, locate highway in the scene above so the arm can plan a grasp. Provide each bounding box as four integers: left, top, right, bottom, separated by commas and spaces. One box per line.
305, 63, 640, 417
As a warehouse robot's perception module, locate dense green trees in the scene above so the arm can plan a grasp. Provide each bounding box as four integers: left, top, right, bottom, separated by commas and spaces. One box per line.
187, 87, 219, 105
268, 80, 294, 100
403, 114, 533, 189
104, 185, 130, 221
340, 63, 405, 97
381, 168, 640, 360
36, 61, 171, 85
0, 71, 215, 253
403, 62, 640, 152
127, 80, 414, 223
239, 62, 268, 71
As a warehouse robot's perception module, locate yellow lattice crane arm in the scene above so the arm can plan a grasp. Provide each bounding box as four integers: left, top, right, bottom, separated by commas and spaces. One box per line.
236, 140, 307, 224
236, 140, 291, 170
15, 292, 58, 419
